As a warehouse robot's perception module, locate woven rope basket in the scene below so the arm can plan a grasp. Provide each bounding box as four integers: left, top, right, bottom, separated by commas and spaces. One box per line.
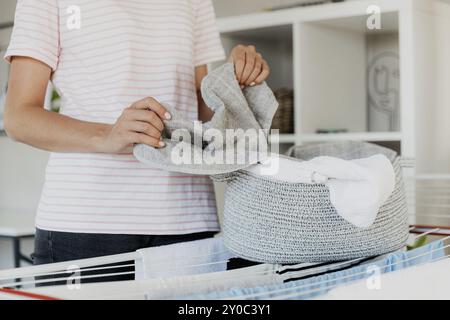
215, 142, 409, 264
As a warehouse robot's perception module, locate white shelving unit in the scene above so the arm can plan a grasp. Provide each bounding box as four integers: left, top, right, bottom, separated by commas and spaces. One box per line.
215, 0, 450, 177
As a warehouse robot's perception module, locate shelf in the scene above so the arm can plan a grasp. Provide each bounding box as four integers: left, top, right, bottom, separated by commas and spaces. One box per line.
311, 11, 399, 34
220, 24, 292, 41
298, 12, 400, 133
217, 0, 404, 33
269, 132, 402, 144
300, 132, 402, 142
0, 22, 14, 30
270, 134, 297, 144
215, 0, 450, 168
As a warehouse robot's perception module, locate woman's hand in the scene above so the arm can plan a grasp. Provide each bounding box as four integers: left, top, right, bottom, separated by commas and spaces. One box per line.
101, 97, 171, 154
5, 57, 172, 154
229, 45, 270, 88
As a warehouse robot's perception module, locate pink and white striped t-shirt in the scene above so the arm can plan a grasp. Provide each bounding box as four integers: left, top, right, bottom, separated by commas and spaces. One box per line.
5, 0, 226, 234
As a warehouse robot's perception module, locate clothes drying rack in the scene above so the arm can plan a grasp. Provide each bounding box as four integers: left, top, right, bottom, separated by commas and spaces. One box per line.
0, 226, 448, 300
0, 174, 449, 300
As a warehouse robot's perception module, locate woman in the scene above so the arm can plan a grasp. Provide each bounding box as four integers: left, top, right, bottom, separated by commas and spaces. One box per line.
3, 0, 269, 280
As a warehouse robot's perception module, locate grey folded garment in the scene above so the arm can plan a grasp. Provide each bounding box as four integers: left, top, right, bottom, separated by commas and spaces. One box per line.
133, 63, 279, 175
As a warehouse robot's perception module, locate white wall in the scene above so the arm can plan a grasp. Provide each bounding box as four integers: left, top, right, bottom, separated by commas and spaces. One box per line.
212, 0, 368, 17
0, 140, 48, 211
0, 0, 16, 23
212, 0, 303, 17
0, 0, 17, 121
0, 0, 38, 269
0, 140, 47, 269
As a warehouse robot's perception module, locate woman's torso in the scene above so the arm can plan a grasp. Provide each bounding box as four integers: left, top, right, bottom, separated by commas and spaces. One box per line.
34, 0, 223, 234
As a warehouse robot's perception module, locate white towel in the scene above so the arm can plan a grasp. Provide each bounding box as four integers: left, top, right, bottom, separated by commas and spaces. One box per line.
135, 237, 235, 280
244, 154, 396, 228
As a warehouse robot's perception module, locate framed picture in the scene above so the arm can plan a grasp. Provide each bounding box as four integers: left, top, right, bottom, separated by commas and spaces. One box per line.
0, 23, 13, 133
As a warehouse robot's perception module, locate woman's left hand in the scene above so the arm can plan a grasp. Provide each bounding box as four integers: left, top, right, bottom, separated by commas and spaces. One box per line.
229, 45, 270, 88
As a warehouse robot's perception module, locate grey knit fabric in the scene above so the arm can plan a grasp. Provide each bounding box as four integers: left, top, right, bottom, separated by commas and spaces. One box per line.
133, 63, 279, 175
217, 142, 409, 264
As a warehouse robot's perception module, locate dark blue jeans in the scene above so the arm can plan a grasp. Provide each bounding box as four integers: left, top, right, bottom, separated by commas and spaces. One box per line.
33, 228, 216, 286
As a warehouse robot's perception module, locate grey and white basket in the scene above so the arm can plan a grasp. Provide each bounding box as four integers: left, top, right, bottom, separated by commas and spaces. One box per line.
214, 142, 410, 264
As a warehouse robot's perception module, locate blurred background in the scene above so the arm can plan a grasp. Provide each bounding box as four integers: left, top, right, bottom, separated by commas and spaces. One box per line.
1, 0, 450, 269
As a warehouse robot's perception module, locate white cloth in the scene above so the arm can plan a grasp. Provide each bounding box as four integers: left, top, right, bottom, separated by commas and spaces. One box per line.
318, 258, 450, 300
135, 237, 235, 280
144, 264, 281, 300
244, 154, 396, 228
134, 236, 286, 298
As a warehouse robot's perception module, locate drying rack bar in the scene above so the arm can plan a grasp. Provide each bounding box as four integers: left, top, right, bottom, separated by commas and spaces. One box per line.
410, 225, 450, 236
0, 252, 138, 281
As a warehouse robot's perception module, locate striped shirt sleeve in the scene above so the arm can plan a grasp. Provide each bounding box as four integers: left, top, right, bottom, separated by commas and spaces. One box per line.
4, 0, 60, 71
193, 0, 226, 67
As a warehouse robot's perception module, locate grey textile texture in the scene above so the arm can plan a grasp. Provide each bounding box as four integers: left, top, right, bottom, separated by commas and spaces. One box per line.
216, 142, 410, 264
133, 63, 279, 175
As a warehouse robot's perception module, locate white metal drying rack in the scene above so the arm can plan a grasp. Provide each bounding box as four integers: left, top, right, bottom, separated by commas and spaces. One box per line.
0, 174, 449, 299
0, 234, 448, 300
0, 228, 447, 300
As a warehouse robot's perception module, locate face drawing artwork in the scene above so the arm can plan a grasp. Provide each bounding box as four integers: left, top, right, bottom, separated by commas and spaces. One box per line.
368, 52, 400, 131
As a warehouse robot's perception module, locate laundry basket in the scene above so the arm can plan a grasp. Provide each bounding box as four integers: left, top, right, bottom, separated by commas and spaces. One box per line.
215, 142, 409, 264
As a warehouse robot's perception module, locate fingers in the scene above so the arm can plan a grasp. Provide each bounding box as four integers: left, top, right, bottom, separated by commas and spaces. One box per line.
129, 132, 165, 148
240, 46, 256, 85
121, 106, 165, 148
108, 97, 171, 152
231, 45, 270, 87
232, 45, 246, 83
244, 54, 263, 86
254, 59, 270, 85
131, 97, 171, 120
123, 108, 164, 132
126, 121, 162, 140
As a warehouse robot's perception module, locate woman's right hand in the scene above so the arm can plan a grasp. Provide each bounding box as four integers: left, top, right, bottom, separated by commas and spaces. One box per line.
101, 97, 172, 154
